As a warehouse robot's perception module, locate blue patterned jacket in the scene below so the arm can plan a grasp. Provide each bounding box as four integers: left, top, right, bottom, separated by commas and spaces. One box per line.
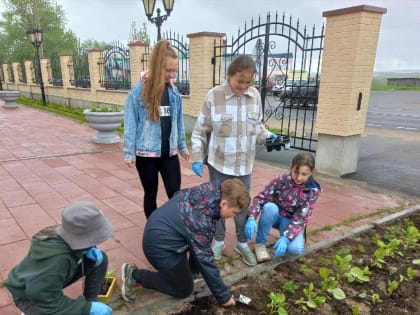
177, 180, 232, 304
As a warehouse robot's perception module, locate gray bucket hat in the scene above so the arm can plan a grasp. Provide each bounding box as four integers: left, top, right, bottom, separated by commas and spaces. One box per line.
56, 201, 114, 250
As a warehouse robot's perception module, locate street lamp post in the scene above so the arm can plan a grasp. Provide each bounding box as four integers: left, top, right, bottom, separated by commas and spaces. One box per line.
142, 0, 175, 41
27, 28, 46, 105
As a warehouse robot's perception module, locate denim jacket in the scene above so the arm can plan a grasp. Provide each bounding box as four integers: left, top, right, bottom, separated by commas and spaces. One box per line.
123, 81, 188, 161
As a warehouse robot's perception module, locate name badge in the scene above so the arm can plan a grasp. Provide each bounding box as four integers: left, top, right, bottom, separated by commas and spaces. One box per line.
160, 106, 171, 117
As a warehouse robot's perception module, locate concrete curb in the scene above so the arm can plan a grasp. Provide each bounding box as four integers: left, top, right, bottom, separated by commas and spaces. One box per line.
122, 205, 420, 315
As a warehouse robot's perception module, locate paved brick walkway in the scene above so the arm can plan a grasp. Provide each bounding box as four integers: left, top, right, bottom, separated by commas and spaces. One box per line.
0, 105, 402, 314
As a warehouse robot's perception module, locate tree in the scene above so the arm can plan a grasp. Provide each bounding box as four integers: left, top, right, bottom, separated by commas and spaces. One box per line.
128, 21, 150, 45
0, 0, 77, 78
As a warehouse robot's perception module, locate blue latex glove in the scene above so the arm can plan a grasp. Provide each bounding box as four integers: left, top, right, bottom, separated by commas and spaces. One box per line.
273, 236, 290, 257
85, 247, 103, 266
90, 301, 112, 315
268, 133, 277, 139
244, 217, 257, 240
192, 162, 204, 177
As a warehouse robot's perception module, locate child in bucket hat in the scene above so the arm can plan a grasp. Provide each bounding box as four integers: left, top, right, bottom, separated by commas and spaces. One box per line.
6, 201, 114, 315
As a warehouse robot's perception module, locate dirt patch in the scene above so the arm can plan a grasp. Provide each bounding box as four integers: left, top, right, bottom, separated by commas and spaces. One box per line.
173, 211, 420, 315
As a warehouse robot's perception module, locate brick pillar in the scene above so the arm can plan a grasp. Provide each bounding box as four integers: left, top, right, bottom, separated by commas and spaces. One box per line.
128, 41, 149, 87
60, 54, 73, 88
88, 49, 103, 91
186, 32, 225, 117
40, 58, 50, 86
12, 62, 21, 84
24, 60, 35, 84
2, 63, 10, 82
315, 5, 387, 176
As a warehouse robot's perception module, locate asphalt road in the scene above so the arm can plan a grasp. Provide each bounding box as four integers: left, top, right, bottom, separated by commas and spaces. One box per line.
256, 90, 420, 197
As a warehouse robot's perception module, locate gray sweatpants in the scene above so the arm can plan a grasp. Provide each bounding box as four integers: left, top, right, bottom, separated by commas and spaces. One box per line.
208, 164, 251, 243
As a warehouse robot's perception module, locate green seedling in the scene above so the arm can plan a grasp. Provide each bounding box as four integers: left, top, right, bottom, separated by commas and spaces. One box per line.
358, 290, 382, 305
299, 264, 313, 276
282, 280, 300, 294
266, 291, 288, 315
352, 305, 360, 315
406, 267, 417, 280
106, 270, 116, 277
371, 238, 403, 268
405, 225, 420, 249
295, 282, 326, 312
357, 244, 366, 254
318, 267, 346, 300
386, 279, 399, 294
384, 224, 405, 241
333, 253, 352, 280
345, 266, 371, 283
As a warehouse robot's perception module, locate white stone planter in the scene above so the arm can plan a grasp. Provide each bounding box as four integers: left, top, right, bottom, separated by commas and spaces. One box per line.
0, 90, 20, 109
83, 109, 124, 144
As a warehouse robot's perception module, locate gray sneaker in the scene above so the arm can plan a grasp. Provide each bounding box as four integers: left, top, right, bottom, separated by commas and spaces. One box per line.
121, 263, 137, 302
234, 243, 257, 266
212, 243, 225, 260
254, 243, 271, 262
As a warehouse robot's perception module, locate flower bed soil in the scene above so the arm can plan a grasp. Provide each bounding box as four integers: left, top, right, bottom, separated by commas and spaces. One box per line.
175, 212, 420, 315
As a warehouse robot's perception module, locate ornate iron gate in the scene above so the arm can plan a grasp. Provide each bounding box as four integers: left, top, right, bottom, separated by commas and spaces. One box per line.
99, 41, 131, 90
163, 31, 190, 95
212, 12, 324, 152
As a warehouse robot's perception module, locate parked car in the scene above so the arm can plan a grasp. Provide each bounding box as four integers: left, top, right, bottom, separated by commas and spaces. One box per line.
175, 80, 190, 95
274, 79, 319, 107
51, 78, 63, 87
75, 75, 91, 88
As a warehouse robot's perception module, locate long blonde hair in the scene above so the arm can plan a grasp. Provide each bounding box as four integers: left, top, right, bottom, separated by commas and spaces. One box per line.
142, 39, 178, 121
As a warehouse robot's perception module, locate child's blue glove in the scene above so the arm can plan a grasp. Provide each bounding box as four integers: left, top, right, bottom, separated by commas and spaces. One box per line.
85, 247, 103, 266
90, 301, 112, 315
273, 236, 290, 257
244, 217, 257, 240
268, 133, 277, 139
192, 162, 204, 177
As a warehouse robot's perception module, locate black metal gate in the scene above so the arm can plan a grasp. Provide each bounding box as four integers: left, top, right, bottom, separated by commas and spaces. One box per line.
212, 12, 324, 152
99, 41, 131, 90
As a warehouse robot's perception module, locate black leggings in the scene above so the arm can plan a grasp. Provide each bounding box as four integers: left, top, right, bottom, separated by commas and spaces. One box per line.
135, 155, 181, 218
132, 253, 198, 298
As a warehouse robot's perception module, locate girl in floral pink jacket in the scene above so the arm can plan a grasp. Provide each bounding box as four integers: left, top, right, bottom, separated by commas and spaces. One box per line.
245, 152, 321, 263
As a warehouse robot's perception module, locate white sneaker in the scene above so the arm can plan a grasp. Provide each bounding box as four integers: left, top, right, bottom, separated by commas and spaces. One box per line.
254, 243, 271, 262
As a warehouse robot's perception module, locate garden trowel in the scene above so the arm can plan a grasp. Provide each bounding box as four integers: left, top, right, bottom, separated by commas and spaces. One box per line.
234, 294, 252, 306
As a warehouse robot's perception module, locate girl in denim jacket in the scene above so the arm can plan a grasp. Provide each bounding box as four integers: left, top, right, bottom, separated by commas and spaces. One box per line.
124, 39, 190, 218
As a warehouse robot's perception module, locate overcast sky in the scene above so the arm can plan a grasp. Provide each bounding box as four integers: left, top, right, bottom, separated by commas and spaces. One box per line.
1, 0, 419, 71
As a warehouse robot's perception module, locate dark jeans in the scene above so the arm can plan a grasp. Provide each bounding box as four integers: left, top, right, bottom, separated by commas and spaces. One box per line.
136, 155, 181, 218
132, 252, 198, 298
208, 164, 251, 243
14, 252, 108, 315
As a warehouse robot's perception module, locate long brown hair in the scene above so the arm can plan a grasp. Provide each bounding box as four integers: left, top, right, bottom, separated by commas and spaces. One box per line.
142, 39, 178, 121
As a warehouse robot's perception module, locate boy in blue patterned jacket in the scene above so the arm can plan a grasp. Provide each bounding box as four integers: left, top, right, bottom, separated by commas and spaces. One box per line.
245, 152, 321, 263
121, 178, 250, 307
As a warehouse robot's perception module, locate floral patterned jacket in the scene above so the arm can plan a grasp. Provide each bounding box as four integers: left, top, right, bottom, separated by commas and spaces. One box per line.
247, 173, 321, 240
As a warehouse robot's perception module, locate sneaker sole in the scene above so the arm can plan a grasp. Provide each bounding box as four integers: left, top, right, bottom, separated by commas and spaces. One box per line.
256, 256, 271, 263
121, 263, 135, 302
234, 247, 257, 266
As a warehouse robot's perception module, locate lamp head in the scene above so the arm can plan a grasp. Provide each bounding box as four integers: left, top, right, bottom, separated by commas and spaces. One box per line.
27, 28, 43, 48
162, 0, 174, 16
142, 0, 156, 19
